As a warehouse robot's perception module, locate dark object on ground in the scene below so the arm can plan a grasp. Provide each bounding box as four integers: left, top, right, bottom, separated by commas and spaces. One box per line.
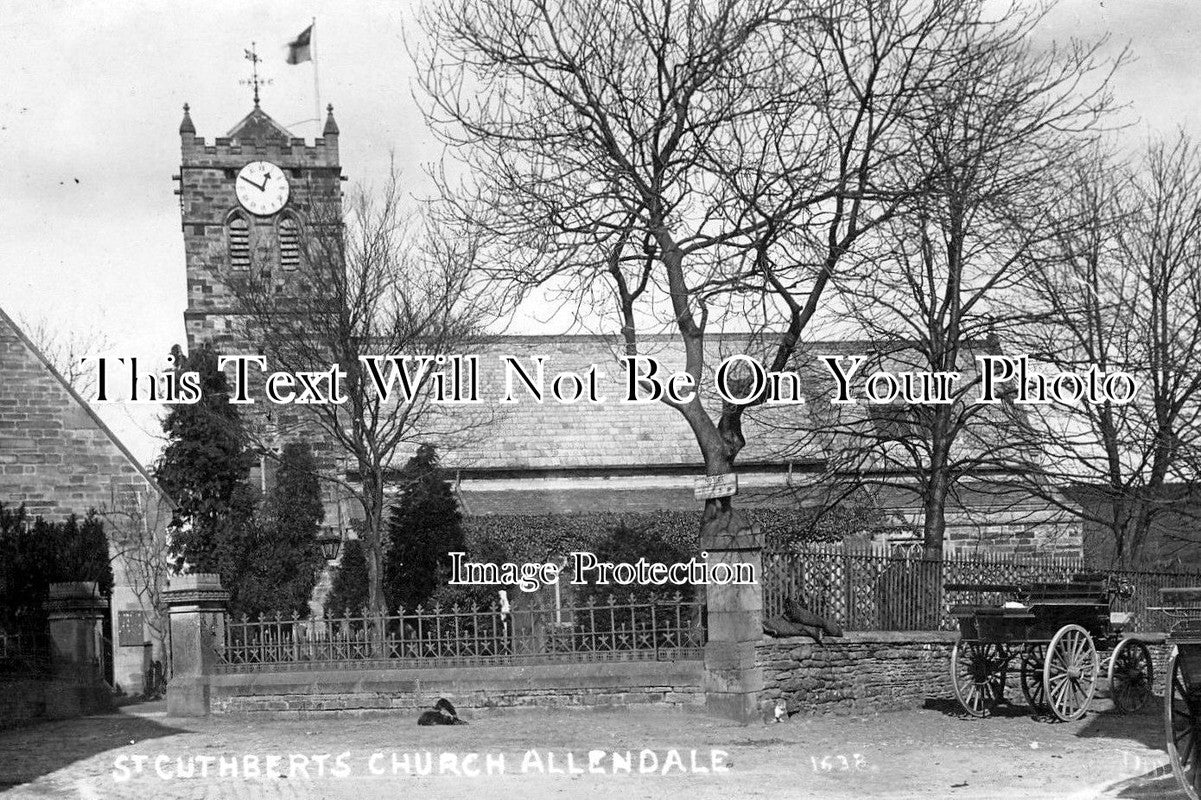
418, 697, 467, 726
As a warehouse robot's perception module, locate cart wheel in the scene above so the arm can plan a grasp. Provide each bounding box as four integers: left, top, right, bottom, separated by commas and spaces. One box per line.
951, 641, 1007, 717
1166, 645, 1201, 800
1043, 624, 1099, 722
1109, 638, 1153, 714
1020, 645, 1047, 710
994, 661, 1009, 704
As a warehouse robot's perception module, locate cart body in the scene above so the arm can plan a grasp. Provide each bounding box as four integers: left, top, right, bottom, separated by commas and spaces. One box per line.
947, 574, 1152, 721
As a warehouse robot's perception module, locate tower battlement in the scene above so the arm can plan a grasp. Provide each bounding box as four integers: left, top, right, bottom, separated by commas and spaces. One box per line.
180, 135, 339, 167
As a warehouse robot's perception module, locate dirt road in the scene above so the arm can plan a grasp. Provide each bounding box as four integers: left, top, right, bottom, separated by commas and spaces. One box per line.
0, 698, 1184, 799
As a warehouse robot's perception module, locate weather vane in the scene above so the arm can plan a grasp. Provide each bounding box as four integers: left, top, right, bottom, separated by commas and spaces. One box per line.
240, 42, 273, 107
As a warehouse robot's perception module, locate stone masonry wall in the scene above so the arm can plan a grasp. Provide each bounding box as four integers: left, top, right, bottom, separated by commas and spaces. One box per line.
209, 660, 704, 717
0, 675, 116, 729
0, 309, 152, 519
0, 678, 50, 728
759, 632, 958, 716
878, 505, 1084, 558
759, 632, 1171, 717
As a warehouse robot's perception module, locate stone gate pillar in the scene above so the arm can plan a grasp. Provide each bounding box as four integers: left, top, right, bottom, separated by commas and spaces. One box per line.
700, 506, 765, 723
164, 573, 228, 716
45, 581, 112, 718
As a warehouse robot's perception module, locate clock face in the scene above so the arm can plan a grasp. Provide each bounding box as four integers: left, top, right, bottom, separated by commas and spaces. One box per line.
235, 161, 290, 216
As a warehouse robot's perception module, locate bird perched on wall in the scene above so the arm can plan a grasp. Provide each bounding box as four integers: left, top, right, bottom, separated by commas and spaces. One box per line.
418, 697, 467, 726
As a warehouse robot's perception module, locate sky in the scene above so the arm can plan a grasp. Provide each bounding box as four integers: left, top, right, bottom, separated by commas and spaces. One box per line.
1, 0, 1199, 464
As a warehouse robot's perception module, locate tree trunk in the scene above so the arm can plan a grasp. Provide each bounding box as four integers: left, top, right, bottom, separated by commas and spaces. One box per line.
365, 535, 383, 612
1127, 498, 1155, 569
699, 497, 755, 550
922, 477, 949, 557
922, 436, 952, 631
359, 470, 388, 615
923, 407, 954, 557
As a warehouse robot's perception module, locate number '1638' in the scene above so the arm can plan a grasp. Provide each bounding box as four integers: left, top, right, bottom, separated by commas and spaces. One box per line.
811, 754, 868, 772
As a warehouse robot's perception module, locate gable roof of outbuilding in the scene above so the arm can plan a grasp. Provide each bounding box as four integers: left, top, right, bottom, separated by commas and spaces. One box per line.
0, 306, 170, 516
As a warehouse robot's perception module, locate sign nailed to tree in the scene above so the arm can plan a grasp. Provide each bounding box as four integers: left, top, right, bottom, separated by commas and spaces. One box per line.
694, 474, 737, 500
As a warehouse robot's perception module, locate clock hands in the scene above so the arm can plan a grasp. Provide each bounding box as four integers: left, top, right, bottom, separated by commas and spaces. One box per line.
236, 162, 288, 214
239, 173, 272, 192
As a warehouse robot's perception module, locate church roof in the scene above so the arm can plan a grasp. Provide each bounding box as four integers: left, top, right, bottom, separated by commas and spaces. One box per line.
405, 334, 1029, 476
226, 105, 294, 143
419, 335, 826, 474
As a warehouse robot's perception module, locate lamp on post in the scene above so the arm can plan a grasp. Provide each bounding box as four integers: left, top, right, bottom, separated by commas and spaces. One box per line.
317, 526, 343, 563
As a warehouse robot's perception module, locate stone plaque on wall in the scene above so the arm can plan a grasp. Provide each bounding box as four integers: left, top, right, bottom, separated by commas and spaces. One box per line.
117, 610, 145, 647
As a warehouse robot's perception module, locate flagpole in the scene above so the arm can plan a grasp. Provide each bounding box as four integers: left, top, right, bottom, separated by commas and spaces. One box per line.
311, 17, 322, 137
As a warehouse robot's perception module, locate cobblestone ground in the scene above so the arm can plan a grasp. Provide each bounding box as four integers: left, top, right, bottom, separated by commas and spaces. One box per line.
0, 697, 1187, 800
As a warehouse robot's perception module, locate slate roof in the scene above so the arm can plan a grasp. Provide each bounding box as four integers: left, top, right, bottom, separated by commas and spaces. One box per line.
425, 335, 811, 472
425, 334, 1026, 474
226, 106, 293, 144
432, 333, 797, 470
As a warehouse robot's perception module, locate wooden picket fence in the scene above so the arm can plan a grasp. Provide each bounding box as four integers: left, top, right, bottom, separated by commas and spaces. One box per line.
762, 543, 1201, 632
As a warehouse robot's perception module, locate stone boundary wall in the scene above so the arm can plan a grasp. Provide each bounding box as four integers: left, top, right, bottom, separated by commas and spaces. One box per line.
0, 676, 113, 729
209, 660, 704, 717
758, 632, 1170, 717
759, 632, 958, 716
0, 678, 51, 728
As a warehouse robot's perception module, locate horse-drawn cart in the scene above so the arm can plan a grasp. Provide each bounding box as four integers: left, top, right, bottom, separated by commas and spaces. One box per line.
947, 574, 1153, 721
1155, 587, 1201, 799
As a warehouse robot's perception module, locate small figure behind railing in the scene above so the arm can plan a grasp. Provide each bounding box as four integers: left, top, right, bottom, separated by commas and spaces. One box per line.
144, 659, 166, 700
499, 589, 511, 639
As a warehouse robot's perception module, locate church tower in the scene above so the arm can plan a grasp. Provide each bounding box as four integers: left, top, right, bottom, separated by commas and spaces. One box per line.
177, 100, 343, 353
175, 98, 347, 523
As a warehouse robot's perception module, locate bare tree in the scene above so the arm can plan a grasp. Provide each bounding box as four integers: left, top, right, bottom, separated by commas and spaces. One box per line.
824, 11, 1119, 554
19, 316, 113, 400
1012, 135, 1201, 567
415, 0, 1030, 544
225, 170, 492, 613
99, 485, 175, 671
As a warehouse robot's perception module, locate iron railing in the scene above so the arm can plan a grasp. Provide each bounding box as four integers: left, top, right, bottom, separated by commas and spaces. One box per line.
763, 543, 1201, 632
216, 593, 705, 671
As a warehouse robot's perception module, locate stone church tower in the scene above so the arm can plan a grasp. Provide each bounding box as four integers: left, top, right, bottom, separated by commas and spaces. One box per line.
177, 100, 343, 353
175, 99, 347, 527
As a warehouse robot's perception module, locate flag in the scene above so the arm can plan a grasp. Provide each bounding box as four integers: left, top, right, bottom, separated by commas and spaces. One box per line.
286, 24, 312, 65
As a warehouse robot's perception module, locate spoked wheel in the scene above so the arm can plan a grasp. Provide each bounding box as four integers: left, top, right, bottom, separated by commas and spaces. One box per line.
1109, 638, 1153, 714
951, 641, 1008, 717
1020, 645, 1047, 711
1166, 645, 1201, 800
1043, 624, 1099, 722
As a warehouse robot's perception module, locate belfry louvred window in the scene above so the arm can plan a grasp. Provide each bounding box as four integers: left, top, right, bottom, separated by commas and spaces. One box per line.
279, 215, 300, 270
227, 215, 250, 270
